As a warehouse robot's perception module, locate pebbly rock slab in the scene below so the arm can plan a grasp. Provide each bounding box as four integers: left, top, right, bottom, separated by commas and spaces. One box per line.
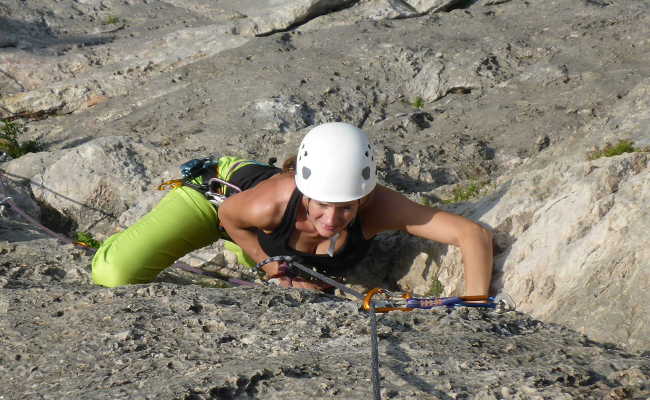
1, 2, 650, 396
0, 280, 648, 399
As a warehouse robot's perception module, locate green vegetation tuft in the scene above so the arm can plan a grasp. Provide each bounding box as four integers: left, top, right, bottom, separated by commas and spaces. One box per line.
443, 181, 486, 204
412, 96, 425, 109
419, 195, 433, 208
74, 232, 102, 249
104, 15, 120, 25
587, 139, 649, 160
0, 119, 43, 159
426, 277, 444, 297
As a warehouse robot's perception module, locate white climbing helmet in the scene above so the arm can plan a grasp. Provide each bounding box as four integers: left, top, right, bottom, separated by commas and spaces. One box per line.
295, 122, 377, 202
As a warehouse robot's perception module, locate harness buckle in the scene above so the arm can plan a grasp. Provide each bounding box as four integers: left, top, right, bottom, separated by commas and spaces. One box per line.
157, 179, 185, 191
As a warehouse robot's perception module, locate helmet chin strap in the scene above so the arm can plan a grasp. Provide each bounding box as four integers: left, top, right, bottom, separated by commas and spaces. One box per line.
327, 232, 340, 258
304, 196, 348, 258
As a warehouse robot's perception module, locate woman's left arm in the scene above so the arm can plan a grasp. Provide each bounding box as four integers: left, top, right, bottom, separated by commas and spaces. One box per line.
366, 186, 493, 297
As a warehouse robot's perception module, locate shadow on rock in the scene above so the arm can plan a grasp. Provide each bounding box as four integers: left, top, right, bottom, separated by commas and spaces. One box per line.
0, 17, 115, 50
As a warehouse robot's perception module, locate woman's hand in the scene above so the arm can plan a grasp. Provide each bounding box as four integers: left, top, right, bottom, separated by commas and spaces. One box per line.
268, 276, 332, 291
262, 261, 290, 280
267, 275, 294, 288
265, 261, 332, 291
289, 278, 333, 291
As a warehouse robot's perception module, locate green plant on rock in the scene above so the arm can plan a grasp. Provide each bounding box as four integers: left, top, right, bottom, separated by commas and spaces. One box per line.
419, 195, 433, 208
104, 15, 120, 25
412, 96, 425, 109
587, 139, 649, 160
426, 277, 444, 297
0, 119, 43, 159
444, 181, 485, 204
74, 232, 102, 249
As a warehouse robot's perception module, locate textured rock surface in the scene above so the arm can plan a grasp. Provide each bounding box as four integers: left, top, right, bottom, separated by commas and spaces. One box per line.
1, 0, 650, 397
441, 152, 650, 351
429, 77, 650, 351
1, 281, 648, 399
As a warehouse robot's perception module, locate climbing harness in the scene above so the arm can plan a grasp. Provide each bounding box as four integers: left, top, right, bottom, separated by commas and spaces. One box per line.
157, 156, 244, 206
157, 156, 278, 207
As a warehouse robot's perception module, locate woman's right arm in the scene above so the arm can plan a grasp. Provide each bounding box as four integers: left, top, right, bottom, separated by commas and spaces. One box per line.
217, 182, 283, 277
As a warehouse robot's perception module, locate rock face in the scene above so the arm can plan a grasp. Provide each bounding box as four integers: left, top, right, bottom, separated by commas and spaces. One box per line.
1, 282, 649, 399
430, 78, 650, 352
1, 0, 650, 397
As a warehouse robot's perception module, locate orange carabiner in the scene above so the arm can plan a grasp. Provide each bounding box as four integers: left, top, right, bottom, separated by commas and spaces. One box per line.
362, 288, 414, 313
157, 179, 185, 191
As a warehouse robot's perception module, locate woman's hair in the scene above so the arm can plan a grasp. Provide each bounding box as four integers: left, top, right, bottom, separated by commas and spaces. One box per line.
282, 155, 297, 174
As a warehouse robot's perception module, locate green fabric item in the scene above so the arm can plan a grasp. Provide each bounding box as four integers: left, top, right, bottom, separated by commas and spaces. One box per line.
218, 156, 252, 181
224, 240, 257, 268
92, 156, 260, 287
92, 186, 222, 287
189, 156, 261, 190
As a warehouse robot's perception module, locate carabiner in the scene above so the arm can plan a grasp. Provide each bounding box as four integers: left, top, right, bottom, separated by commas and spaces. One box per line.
157, 179, 184, 191
362, 288, 413, 313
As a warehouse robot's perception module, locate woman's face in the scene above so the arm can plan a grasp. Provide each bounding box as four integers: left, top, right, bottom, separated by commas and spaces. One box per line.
305, 199, 359, 238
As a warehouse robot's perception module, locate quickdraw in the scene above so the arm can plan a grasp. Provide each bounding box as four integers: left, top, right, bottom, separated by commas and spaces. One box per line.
363, 288, 515, 313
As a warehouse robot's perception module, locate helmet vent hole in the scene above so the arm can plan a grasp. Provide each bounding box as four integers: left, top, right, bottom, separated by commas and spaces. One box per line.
364, 151, 369, 157
302, 166, 312, 180
304, 151, 308, 157
362, 167, 370, 180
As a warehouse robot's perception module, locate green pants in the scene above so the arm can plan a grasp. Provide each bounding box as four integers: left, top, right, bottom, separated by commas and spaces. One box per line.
92, 157, 259, 287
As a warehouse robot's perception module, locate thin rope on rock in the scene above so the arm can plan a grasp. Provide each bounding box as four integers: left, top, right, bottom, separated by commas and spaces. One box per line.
255, 256, 382, 400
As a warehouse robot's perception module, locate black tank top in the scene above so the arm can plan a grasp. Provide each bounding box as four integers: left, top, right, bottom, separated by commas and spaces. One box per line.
228, 163, 282, 195
257, 188, 374, 276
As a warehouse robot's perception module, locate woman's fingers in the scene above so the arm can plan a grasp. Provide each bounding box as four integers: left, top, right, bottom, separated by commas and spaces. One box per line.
268, 275, 293, 288
267, 276, 332, 292
263, 261, 289, 280
291, 278, 332, 291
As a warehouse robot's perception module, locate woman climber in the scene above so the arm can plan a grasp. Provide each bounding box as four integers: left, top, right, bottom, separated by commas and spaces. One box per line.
92, 122, 493, 296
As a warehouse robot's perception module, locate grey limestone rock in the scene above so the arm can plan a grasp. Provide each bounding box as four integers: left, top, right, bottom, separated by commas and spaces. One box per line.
0, 280, 648, 399
1, 0, 650, 397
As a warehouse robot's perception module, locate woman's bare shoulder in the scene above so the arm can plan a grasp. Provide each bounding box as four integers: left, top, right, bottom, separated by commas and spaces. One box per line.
220, 173, 296, 229
361, 184, 429, 235
254, 173, 296, 202
365, 185, 410, 209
